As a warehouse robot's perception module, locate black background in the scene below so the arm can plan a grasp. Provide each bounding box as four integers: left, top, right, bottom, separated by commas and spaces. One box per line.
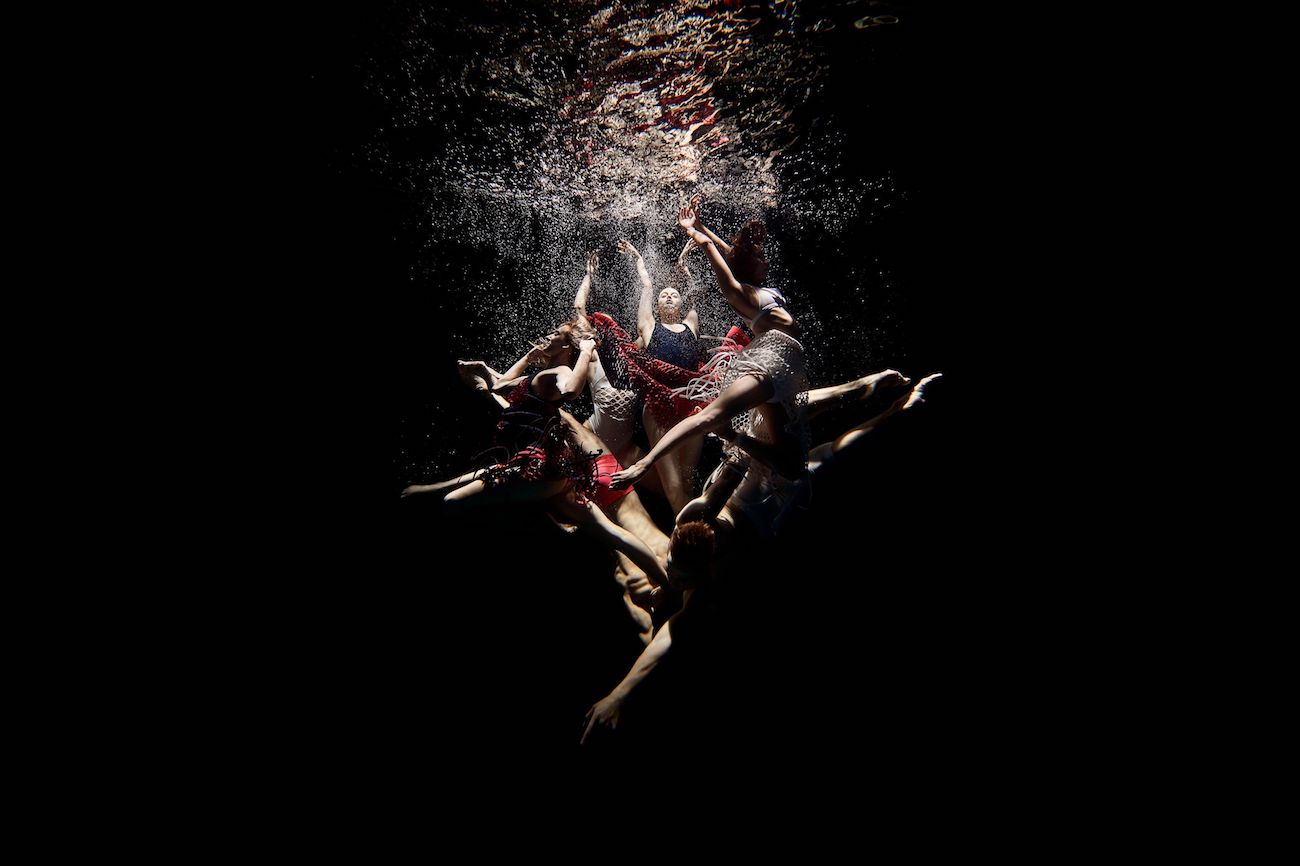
282, 2, 1017, 751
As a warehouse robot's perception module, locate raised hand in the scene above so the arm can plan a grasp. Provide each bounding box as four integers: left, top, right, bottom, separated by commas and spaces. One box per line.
617, 238, 641, 259
586, 250, 600, 275
677, 204, 697, 232
527, 341, 550, 364
578, 337, 596, 353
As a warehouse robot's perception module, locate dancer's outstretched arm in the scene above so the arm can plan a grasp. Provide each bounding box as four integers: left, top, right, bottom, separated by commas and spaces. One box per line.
573, 250, 599, 330
577, 501, 668, 589
678, 206, 755, 313
678, 205, 796, 334
582, 610, 680, 744
681, 265, 701, 336
400, 467, 492, 499
621, 239, 656, 349
688, 194, 734, 255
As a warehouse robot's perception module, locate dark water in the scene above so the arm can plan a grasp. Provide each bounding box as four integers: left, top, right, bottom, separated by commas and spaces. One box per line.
292, 2, 994, 751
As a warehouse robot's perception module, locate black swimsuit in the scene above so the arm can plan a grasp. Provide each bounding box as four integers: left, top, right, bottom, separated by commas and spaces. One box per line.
647, 321, 701, 370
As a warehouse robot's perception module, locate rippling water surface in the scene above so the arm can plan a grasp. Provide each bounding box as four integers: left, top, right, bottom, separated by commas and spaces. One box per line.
356, 1, 916, 478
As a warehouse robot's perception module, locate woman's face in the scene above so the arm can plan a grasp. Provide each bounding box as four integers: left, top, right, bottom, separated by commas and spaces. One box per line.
540, 327, 573, 361
657, 288, 682, 318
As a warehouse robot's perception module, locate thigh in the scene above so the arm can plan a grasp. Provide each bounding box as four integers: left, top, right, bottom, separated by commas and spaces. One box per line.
714, 372, 776, 418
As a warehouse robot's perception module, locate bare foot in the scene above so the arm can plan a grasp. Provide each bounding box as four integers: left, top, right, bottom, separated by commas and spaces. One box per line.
845, 369, 909, 402
901, 372, 942, 411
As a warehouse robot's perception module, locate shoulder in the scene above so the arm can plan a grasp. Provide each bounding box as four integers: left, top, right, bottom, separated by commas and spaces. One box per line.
530, 368, 566, 402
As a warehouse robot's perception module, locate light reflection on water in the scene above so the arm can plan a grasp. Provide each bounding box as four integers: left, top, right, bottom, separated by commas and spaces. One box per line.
380, 1, 905, 477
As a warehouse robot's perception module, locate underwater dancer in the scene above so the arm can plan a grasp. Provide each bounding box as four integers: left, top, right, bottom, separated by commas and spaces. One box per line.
401, 324, 673, 641
611, 203, 810, 492
568, 250, 646, 477
617, 237, 707, 513
676, 372, 942, 539
581, 519, 716, 744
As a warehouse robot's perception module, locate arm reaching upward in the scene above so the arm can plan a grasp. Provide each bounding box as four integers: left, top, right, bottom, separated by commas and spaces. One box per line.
555, 339, 597, 397
573, 250, 599, 327
679, 262, 701, 336
689, 194, 733, 255
680, 205, 749, 308
620, 239, 656, 348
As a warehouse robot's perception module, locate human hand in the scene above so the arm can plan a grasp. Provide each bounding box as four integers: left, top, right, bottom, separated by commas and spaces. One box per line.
579, 338, 596, 353
677, 204, 697, 232
527, 343, 548, 363
586, 250, 600, 275
456, 359, 493, 392
609, 461, 648, 490
617, 238, 641, 259
581, 695, 623, 743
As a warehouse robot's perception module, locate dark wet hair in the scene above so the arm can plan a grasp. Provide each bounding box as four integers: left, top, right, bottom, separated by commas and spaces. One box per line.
726, 220, 769, 285
669, 520, 716, 588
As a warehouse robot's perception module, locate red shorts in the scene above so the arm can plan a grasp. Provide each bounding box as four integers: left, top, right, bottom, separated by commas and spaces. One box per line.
590, 453, 631, 508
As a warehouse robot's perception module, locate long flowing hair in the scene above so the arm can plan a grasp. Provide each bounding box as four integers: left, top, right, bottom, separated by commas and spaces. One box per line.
726, 220, 769, 285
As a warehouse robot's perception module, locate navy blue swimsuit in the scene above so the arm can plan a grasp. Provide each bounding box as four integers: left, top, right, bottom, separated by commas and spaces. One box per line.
647, 322, 701, 370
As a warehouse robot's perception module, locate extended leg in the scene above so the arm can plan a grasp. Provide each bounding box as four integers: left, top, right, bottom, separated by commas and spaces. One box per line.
826, 373, 943, 455
643, 406, 705, 514
611, 373, 774, 490
802, 369, 909, 419
401, 467, 493, 499
442, 478, 571, 511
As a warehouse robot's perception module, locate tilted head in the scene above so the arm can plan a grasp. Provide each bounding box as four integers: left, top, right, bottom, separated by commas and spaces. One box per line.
539, 322, 578, 365
666, 520, 716, 591
539, 316, 599, 367
656, 287, 683, 324
726, 220, 769, 286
